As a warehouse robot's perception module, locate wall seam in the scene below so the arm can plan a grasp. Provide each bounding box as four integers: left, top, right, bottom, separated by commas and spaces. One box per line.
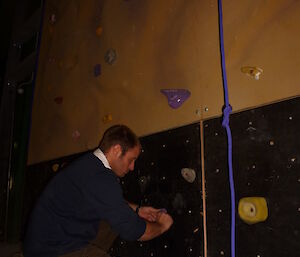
200, 120, 207, 257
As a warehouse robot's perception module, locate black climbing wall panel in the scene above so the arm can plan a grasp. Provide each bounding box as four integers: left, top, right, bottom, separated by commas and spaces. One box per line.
110, 123, 203, 257
204, 97, 300, 257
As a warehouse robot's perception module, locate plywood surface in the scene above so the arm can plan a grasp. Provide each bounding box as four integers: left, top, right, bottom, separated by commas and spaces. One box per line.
28, 0, 300, 164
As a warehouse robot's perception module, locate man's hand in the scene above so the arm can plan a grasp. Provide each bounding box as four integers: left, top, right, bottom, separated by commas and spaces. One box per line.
138, 211, 173, 241
157, 212, 173, 232
138, 206, 162, 222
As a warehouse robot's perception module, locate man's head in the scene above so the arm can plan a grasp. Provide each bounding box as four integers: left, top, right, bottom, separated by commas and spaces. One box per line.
99, 125, 141, 177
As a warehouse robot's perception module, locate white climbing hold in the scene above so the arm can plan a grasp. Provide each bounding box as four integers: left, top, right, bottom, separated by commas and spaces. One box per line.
181, 168, 196, 183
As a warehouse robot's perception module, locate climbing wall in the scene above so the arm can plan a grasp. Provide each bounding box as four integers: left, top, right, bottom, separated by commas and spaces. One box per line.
24, 97, 300, 255
204, 97, 300, 256
28, 0, 300, 164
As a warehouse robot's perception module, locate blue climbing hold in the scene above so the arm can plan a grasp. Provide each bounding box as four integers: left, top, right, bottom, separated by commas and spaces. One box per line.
94, 64, 101, 77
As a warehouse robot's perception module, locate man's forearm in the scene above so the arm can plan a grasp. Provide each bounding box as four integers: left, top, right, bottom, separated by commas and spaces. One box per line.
138, 213, 173, 241
127, 201, 138, 212
138, 221, 164, 241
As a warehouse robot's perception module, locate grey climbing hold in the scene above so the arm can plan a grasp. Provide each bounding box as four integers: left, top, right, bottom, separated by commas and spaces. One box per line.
104, 48, 117, 65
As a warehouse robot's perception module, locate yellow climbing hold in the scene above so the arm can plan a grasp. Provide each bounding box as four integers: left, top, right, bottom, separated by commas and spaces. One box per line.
241, 66, 263, 80
238, 197, 268, 224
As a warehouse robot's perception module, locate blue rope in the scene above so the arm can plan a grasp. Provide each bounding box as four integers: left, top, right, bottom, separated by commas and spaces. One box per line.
218, 1, 236, 257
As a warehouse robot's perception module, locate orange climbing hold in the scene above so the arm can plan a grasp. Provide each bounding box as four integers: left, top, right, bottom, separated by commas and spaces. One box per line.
52, 164, 59, 172
96, 26, 103, 36
102, 114, 113, 123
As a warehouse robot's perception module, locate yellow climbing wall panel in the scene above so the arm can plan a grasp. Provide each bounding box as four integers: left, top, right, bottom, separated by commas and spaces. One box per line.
28, 0, 300, 164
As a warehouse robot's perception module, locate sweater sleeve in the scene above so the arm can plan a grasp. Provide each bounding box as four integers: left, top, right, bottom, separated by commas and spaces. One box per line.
89, 173, 146, 241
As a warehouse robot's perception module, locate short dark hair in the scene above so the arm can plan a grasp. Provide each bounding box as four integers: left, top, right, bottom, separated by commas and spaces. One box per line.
99, 125, 140, 155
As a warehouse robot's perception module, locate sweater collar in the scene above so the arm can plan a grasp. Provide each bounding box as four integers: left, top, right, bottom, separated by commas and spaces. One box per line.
93, 148, 112, 170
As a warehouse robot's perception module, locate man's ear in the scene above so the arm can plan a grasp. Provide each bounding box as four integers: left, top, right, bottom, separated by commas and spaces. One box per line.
112, 144, 122, 158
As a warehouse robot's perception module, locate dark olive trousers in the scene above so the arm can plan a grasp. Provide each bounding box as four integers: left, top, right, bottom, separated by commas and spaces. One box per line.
60, 221, 117, 257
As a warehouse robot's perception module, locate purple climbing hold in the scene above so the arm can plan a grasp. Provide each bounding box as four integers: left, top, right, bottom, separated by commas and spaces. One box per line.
160, 89, 191, 109
160, 208, 167, 213
49, 14, 56, 25
94, 64, 101, 77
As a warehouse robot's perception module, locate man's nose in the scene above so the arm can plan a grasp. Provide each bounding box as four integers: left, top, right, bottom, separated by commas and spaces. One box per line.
129, 161, 135, 171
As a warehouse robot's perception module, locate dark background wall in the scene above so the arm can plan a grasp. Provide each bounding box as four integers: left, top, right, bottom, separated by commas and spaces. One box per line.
0, 0, 17, 100
0, 0, 43, 242
0, 0, 18, 241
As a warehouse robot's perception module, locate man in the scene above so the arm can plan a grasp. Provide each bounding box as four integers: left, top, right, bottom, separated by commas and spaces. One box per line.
24, 125, 173, 257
